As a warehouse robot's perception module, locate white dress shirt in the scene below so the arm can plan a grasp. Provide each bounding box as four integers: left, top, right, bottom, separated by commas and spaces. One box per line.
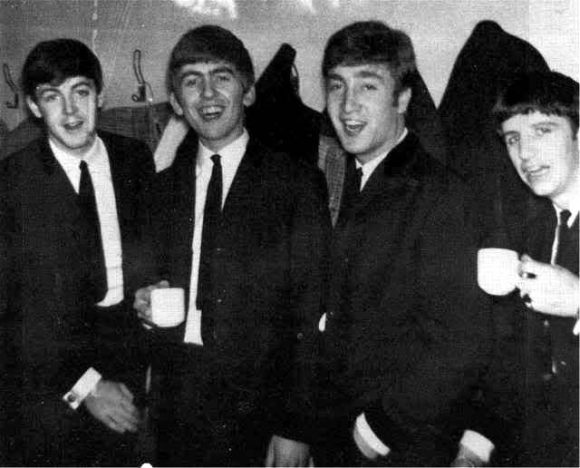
51, 137, 124, 306
184, 130, 249, 345
51, 136, 124, 409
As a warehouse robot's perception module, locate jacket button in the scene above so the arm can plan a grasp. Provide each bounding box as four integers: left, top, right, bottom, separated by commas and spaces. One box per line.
542, 372, 553, 382
297, 332, 304, 340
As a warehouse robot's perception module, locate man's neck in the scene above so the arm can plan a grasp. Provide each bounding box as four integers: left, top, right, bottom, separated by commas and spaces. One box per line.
552, 178, 580, 214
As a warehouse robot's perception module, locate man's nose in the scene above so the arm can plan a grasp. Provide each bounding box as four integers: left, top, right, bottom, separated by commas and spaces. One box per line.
202, 79, 216, 99
342, 88, 359, 113
62, 95, 78, 115
518, 139, 538, 160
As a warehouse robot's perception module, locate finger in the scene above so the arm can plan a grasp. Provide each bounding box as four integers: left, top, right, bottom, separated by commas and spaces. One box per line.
106, 415, 127, 434
519, 255, 546, 276
110, 403, 140, 428
109, 411, 138, 433
118, 383, 135, 402
157, 280, 170, 288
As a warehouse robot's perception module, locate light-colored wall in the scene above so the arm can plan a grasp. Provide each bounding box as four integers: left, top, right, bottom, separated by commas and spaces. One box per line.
1, 0, 578, 130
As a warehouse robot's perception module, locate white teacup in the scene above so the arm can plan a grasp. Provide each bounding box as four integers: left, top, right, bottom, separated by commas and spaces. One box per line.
477, 248, 520, 296
151, 288, 185, 327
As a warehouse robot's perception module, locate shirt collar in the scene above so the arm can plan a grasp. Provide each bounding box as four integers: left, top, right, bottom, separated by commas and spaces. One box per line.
50, 136, 106, 175
196, 129, 249, 176
355, 127, 408, 175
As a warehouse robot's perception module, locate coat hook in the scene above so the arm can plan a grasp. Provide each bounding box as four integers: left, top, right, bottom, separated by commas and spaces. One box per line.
131, 49, 147, 102
3, 63, 19, 109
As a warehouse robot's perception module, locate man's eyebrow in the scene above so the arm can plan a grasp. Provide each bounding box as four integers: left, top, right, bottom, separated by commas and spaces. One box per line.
354, 69, 385, 80
210, 65, 235, 75
532, 121, 559, 127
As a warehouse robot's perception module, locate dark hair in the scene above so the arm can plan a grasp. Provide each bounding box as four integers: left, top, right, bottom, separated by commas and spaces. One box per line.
167, 25, 254, 93
21, 38, 103, 99
493, 71, 579, 134
322, 20, 417, 98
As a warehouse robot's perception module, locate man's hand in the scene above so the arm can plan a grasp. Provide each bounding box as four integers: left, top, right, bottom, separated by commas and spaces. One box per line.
265, 435, 312, 467
517, 254, 579, 317
451, 444, 488, 467
133, 280, 170, 322
84, 380, 141, 434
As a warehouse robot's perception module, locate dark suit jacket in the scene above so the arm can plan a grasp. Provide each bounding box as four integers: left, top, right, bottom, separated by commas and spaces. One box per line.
151, 130, 330, 439
0, 131, 156, 465
469, 199, 579, 466
319, 132, 492, 465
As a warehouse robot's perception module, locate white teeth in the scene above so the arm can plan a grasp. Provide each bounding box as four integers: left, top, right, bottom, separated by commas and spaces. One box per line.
64, 121, 83, 130
200, 106, 223, 118
343, 120, 364, 134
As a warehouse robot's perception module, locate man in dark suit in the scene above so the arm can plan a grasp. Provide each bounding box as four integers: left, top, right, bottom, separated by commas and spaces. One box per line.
0, 39, 155, 466
307, 21, 491, 466
455, 71, 579, 467
133, 25, 329, 466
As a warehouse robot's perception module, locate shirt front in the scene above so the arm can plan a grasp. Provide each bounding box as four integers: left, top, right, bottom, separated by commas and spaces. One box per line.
184, 130, 249, 344
51, 137, 124, 306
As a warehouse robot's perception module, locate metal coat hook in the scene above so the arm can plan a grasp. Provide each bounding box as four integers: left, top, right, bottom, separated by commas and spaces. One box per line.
131, 49, 149, 103
3, 63, 19, 109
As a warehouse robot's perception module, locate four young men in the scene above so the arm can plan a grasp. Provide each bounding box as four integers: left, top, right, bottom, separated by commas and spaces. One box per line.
0, 19, 578, 468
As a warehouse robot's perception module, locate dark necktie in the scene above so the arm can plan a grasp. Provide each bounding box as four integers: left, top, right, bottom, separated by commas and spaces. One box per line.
554, 209, 572, 265
78, 161, 107, 302
338, 157, 362, 224
196, 154, 223, 310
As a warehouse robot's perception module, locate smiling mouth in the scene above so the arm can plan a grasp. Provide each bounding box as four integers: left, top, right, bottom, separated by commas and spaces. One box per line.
523, 166, 549, 181
199, 105, 224, 121
63, 121, 84, 131
341, 119, 366, 136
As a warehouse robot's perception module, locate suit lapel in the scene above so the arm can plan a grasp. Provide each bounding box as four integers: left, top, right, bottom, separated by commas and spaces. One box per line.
350, 133, 422, 218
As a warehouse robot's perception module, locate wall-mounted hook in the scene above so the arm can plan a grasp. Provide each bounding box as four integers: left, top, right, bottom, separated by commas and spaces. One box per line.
131, 49, 147, 102
3, 63, 19, 109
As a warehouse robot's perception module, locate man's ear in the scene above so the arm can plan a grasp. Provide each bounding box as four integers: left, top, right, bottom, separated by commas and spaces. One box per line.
396, 87, 412, 115
243, 85, 256, 107
97, 91, 104, 109
169, 92, 184, 116
26, 96, 42, 119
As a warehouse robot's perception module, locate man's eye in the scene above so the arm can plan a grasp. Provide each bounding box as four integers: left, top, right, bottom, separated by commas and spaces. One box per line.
327, 81, 343, 92
76, 88, 91, 97
505, 135, 519, 146
362, 83, 377, 91
535, 126, 552, 136
214, 74, 231, 83
183, 77, 199, 88
41, 93, 59, 103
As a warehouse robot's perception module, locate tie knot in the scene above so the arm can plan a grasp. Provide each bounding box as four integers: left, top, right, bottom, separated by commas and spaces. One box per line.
211, 154, 221, 166
80, 160, 89, 172
559, 209, 572, 227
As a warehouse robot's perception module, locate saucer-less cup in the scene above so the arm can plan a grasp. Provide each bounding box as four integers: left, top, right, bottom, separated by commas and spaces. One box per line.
151, 288, 185, 327
477, 248, 520, 296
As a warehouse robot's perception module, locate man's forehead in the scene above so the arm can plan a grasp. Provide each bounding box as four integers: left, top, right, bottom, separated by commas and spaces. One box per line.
502, 111, 568, 129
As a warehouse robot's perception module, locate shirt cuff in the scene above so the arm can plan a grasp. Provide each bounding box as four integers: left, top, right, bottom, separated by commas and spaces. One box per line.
573, 308, 580, 335
62, 367, 102, 410
460, 430, 494, 463
355, 413, 391, 457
